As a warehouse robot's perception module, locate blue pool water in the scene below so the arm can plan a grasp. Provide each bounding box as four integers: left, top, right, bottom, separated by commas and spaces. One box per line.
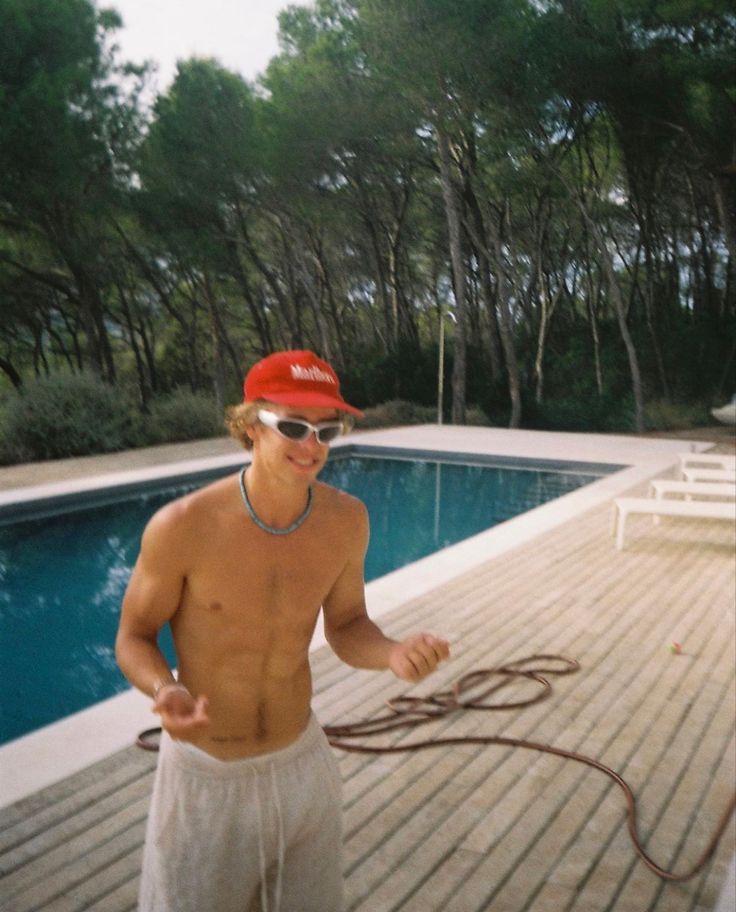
0, 452, 606, 744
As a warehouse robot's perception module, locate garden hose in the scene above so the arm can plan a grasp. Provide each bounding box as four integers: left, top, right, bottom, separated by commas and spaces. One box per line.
323, 654, 736, 883
136, 654, 736, 883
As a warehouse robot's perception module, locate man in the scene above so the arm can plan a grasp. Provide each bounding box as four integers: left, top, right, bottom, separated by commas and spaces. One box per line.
116, 349, 450, 912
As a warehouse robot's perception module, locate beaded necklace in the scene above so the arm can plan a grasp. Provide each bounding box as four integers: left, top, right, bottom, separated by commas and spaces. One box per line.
239, 467, 313, 536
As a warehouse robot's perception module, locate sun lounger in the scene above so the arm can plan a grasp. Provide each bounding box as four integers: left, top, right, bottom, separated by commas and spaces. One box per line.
612, 497, 736, 550
682, 468, 736, 484
678, 453, 736, 478
648, 480, 736, 501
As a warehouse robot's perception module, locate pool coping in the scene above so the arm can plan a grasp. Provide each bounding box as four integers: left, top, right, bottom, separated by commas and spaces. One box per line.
0, 425, 711, 808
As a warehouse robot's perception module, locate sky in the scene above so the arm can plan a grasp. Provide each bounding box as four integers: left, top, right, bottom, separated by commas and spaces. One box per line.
105, 0, 293, 91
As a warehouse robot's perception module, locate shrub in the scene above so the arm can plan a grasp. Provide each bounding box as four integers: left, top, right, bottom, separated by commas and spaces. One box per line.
643, 399, 711, 431
138, 388, 222, 445
358, 400, 438, 430
464, 406, 491, 426
0, 372, 131, 463
0, 400, 12, 465
524, 392, 633, 433
357, 400, 490, 430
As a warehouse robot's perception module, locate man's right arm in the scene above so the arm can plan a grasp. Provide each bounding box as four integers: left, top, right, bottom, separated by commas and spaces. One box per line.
115, 503, 209, 738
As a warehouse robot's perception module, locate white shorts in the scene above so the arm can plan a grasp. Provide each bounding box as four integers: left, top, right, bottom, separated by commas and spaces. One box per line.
139, 714, 343, 912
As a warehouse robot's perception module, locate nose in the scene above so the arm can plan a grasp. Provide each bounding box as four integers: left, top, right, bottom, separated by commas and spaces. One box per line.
298, 429, 324, 452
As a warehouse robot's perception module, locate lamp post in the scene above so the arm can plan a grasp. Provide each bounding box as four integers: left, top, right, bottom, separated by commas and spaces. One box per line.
437, 308, 457, 425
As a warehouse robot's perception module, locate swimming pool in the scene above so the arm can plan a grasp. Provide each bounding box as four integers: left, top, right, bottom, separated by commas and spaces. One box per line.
0, 450, 609, 744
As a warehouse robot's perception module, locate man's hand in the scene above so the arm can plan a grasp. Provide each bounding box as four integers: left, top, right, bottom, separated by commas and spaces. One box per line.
388, 633, 450, 683
153, 683, 210, 740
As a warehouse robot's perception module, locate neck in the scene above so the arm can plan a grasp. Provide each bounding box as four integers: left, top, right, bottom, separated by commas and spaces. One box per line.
241, 464, 312, 532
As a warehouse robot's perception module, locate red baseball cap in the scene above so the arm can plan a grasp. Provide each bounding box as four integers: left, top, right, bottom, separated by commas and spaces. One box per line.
243, 350, 364, 417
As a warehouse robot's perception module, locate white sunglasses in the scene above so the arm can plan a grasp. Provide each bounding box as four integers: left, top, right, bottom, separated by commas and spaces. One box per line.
257, 409, 345, 444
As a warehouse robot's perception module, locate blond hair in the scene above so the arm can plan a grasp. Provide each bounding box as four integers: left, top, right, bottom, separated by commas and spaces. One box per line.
224, 400, 265, 451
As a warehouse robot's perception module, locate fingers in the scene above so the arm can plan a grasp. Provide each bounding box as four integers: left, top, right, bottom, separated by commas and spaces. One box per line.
151, 684, 194, 716
154, 692, 210, 739
423, 633, 450, 662
391, 633, 450, 683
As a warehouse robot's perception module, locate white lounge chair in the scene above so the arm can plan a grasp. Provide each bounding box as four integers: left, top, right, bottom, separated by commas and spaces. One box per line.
612, 497, 736, 550
648, 480, 736, 501
678, 453, 736, 478
682, 468, 736, 484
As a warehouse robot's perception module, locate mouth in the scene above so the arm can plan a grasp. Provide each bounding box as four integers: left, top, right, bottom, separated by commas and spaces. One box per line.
288, 455, 321, 470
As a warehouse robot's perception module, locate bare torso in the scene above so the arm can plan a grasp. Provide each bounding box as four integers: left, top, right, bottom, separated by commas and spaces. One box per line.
167, 475, 361, 759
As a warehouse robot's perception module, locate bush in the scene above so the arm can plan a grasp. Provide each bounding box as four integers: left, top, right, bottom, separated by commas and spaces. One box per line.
524, 392, 634, 433
464, 406, 491, 426
357, 399, 490, 430
137, 388, 222, 445
0, 372, 131, 463
358, 399, 438, 430
643, 398, 711, 431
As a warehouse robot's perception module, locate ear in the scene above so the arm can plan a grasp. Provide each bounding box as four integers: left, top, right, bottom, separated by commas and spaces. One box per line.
246, 421, 263, 446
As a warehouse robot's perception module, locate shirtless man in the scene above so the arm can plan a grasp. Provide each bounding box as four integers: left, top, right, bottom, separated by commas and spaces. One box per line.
115, 350, 450, 912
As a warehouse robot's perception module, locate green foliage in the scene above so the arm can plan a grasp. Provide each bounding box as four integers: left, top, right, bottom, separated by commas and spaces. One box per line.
462, 406, 491, 427
357, 398, 490, 430
354, 341, 438, 407
0, 0, 105, 204
138, 59, 259, 245
0, 0, 732, 461
0, 372, 131, 463
524, 392, 637, 434
136, 389, 223, 445
643, 398, 711, 431
358, 399, 437, 429
0, 378, 224, 464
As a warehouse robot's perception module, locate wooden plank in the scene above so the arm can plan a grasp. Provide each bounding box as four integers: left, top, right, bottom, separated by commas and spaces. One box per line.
3, 796, 149, 911
0, 751, 155, 863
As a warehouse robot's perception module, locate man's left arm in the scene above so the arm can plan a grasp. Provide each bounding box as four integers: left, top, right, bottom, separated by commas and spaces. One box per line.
322, 504, 449, 683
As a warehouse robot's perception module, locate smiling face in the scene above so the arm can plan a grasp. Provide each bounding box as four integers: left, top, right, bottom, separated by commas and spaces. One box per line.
249, 403, 340, 485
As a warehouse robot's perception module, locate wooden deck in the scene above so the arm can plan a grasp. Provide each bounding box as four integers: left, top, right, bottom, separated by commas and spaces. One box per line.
1, 472, 734, 911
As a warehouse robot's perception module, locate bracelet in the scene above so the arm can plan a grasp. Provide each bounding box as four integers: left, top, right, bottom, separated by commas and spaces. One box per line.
152, 678, 189, 700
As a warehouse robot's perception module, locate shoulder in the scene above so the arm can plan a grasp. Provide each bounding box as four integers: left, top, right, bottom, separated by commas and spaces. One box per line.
141, 473, 238, 553
313, 482, 369, 558
315, 481, 367, 525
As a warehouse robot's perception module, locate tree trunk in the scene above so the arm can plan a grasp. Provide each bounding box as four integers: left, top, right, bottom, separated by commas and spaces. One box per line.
118, 284, 151, 410
139, 311, 159, 394
642, 241, 670, 399
582, 233, 605, 395
436, 123, 467, 424
67, 259, 116, 383
204, 271, 226, 415
363, 215, 395, 352
470, 224, 503, 382
557, 156, 646, 430
0, 357, 22, 389
491, 206, 522, 429
585, 213, 646, 431
224, 234, 273, 354
533, 269, 562, 406
316, 246, 348, 369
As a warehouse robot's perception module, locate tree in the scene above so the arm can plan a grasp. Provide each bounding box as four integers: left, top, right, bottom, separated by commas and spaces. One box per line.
0, 0, 146, 381
136, 59, 263, 408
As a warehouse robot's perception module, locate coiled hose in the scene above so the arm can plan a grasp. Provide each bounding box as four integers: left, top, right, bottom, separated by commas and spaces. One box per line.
322, 654, 736, 883
137, 654, 736, 882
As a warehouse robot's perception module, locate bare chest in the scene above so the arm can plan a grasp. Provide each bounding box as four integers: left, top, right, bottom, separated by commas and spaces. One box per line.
174, 519, 348, 644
